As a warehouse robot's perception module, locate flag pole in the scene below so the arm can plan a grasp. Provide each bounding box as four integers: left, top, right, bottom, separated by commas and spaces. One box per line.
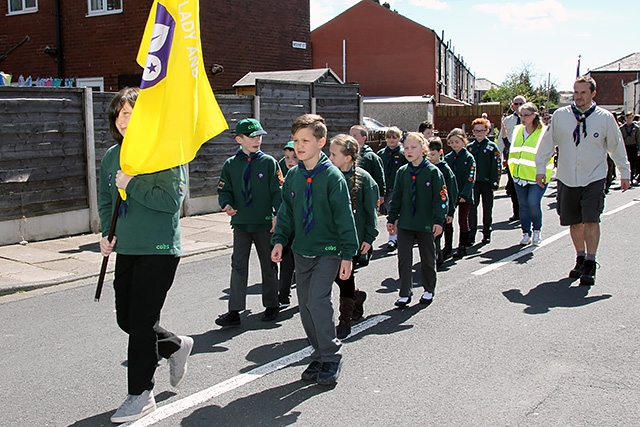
94, 194, 122, 302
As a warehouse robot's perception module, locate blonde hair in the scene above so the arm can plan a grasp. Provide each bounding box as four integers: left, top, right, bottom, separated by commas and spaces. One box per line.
403, 132, 428, 156
385, 126, 402, 139
446, 128, 468, 145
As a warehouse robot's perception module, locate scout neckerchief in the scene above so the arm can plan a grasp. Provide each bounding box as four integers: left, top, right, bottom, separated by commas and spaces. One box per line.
571, 102, 597, 147
236, 149, 264, 206
299, 157, 332, 234
383, 145, 401, 170
408, 158, 429, 216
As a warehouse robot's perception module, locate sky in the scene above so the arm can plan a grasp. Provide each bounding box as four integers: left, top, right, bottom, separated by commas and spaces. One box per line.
310, 0, 637, 92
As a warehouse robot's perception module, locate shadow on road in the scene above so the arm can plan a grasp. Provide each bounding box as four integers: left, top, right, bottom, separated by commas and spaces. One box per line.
69, 390, 177, 426
502, 277, 612, 314
179, 380, 332, 427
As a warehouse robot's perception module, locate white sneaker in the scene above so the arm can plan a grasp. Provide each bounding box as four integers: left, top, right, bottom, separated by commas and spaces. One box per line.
520, 233, 531, 245
169, 335, 194, 388
110, 389, 156, 424
532, 230, 542, 246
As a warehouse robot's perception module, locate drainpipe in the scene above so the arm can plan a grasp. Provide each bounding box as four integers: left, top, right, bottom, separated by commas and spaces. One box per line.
45, 0, 64, 77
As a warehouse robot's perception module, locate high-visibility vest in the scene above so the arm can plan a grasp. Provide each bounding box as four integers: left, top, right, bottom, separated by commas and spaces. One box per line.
508, 125, 553, 182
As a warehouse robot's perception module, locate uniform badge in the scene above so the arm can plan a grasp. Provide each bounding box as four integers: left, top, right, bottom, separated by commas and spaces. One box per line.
276, 169, 284, 185
217, 181, 226, 189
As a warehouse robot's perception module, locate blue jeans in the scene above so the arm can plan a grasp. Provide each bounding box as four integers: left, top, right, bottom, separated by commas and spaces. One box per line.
514, 182, 548, 234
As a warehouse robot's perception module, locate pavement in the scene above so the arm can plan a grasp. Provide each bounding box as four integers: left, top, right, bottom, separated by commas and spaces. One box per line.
0, 174, 511, 297
0, 212, 234, 296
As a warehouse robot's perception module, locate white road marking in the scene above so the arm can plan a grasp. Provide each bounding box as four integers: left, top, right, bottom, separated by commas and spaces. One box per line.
126, 314, 391, 426
472, 200, 639, 276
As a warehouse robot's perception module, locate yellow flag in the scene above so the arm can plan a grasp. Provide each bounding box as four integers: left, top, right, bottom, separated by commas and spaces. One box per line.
120, 0, 227, 180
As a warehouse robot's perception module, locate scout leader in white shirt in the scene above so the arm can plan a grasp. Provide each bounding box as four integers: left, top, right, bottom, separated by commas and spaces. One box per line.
535, 78, 630, 189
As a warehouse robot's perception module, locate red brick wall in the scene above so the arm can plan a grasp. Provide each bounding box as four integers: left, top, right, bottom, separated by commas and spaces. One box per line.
311, 0, 437, 97
0, 1, 311, 91
590, 71, 639, 106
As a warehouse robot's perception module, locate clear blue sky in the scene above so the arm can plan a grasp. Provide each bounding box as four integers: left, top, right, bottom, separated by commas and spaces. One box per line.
311, 0, 637, 92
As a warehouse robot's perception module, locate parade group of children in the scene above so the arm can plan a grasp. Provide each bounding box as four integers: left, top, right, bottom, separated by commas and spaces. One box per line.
214, 114, 502, 387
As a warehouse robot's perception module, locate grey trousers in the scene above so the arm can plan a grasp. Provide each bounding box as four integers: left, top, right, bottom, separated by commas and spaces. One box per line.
397, 227, 437, 297
229, 228, 279, 312
293, 253, 342, 363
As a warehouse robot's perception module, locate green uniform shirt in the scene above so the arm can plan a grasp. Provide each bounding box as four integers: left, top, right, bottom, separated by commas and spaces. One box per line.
359, 144, 386, 197
343, 167, 379, 246
467, 138, 501, 189
98, 144, 186, 255
387, 158, 448, 232
435, 160, 458, 217
272, 153, 359, 260
218, 149, 282, 232
377, 145, 407, 190
444, 148, 476, 204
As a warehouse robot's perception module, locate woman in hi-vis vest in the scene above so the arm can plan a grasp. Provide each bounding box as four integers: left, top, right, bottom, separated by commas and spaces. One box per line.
507, 102, 554, 246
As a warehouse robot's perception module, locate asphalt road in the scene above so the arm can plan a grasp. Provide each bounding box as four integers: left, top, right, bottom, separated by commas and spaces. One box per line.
1, 181, 640, 427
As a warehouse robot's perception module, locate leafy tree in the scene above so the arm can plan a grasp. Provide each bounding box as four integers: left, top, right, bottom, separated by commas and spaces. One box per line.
482, 63, 559, 112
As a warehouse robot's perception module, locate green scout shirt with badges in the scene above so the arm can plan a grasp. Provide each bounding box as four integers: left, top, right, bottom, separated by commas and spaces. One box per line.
359, 144, 386, 197
444, 147, 476, 204
435, 160, 459, 217
342, 167, 379, 247
467, 138, 501, 190
377, 145, 407, 190
271, 153, 359, 260
218, 149, 283, 232
387, 158, 448, 233
98, 144, 186, 256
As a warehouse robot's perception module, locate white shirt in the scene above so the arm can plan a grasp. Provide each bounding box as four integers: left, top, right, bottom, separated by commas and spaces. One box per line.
535, 104, 630, 187
498, 112, 520, 153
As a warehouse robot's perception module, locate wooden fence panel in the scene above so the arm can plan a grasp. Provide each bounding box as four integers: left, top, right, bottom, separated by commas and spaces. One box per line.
0, 87, 88, 221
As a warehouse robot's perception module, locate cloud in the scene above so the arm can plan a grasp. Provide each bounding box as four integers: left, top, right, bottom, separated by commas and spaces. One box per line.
408, 0, 449, 10
310, 0, 360, 30
474, 0, 568, 31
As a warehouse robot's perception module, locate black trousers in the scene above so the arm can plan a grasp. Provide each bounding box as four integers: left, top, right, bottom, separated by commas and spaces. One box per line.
469, 182, 495, 236
114, 254, 182, 395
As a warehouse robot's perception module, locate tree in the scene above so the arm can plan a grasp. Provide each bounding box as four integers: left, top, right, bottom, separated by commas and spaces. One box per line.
482, 62, 560, 112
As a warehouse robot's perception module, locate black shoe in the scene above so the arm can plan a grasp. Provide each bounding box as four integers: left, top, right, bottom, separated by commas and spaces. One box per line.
481, 236, 491, 244
394, 296, 411, 307
261, 307, 279, 322
352, 290, 367, 321
215, 311, 241, 327
301, 361, 322, 381
509, 214, 519, 221
386, 241, 397, 252
336, 321, 351, 339
442, 246, 453, 260
579, 259, 597, 286
452, 246, 466, 259
466, 236, 475, 247
317, 360, 342, 386
419, 293, 433, 306
569, 256, 585, 279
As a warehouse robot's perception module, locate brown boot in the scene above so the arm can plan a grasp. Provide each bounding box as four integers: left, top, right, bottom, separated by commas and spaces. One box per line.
336, 297, 355, 339
352, 289, 367, 321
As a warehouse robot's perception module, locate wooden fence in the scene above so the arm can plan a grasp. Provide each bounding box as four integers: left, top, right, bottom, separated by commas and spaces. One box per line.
0, 81, 361, 244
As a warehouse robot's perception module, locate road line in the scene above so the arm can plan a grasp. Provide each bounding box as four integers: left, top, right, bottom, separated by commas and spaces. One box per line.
472, 200, 639, 276
126, 314, 391, 426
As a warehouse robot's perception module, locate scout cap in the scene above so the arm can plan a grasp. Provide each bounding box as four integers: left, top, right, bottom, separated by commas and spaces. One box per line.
235, 118, 267, 137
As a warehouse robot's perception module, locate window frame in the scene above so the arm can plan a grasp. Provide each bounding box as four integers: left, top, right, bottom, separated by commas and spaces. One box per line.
86, 0, 123, 17
7, 0, 38, 15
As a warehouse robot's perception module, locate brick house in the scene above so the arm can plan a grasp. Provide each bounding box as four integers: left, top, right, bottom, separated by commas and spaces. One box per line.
310, 0, 474, 103
587, 52, 640, 112
0, 1, 311, 92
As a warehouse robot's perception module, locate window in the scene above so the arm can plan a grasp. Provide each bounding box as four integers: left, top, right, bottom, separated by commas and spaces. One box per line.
8, 0, 38, 14
87, 0, 122, 16
76, 77, 104, 92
